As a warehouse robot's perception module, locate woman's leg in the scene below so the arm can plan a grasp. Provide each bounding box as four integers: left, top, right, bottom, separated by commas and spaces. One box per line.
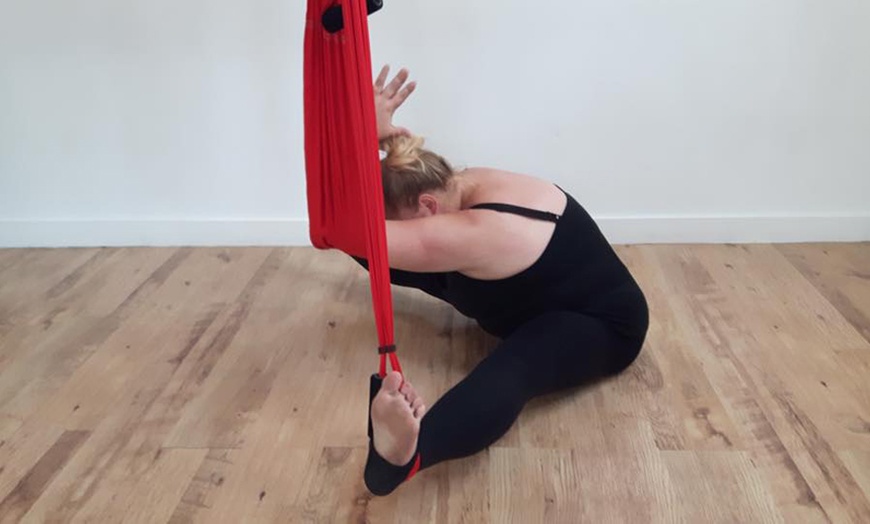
364, 310, 644, 495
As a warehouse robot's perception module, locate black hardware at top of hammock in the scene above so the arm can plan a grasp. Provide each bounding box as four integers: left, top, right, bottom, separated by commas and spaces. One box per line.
322, 0, 384, 33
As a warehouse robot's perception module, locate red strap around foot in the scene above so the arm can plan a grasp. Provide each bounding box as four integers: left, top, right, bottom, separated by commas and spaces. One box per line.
405, 453, 422, 481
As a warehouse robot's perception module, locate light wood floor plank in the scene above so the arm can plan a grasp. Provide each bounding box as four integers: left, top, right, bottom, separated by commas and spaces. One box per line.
662, 450, 783, 523
641, 245, 833, 522
167, 448, 236, 523
0, 249, 33, 277
0, 415, 21, 445
777, 243, 870, 344
840, 450, 870, 502
0, 429, 89, 524
0, 248, 104, 326
0, 422, 66, 504
11, 253, 279, 520
689, 244, 870, 523
0, 318, 114, 421
68, 447, 207, 524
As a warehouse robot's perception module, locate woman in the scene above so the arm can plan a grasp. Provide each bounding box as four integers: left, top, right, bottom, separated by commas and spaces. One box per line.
360, 66, 649, 496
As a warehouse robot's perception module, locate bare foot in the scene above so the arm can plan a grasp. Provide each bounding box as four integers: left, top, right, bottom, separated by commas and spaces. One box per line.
371, 371, 426, 466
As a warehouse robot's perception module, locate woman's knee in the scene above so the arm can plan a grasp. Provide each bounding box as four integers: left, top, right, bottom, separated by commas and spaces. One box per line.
608, 336, 644, 375
609, 287, 649, 374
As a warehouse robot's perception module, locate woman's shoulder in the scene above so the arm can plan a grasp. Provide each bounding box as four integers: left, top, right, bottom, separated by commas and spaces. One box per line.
460, 168, 568, 215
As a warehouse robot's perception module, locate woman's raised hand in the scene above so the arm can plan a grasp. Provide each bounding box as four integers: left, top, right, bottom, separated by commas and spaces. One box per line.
374, 65, 416, 140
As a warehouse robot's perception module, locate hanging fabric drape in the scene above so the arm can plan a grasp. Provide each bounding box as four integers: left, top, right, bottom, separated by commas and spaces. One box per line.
303, 0, 400, 378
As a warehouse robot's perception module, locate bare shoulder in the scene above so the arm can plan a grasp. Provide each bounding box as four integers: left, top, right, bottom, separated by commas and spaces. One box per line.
460, 168, 567, 215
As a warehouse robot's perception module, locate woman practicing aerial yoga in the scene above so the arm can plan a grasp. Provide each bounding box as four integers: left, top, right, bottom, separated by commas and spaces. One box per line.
356, 65, 650, 496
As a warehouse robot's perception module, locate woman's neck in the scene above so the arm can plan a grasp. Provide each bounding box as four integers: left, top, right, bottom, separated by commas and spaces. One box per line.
447, 171, 477, 212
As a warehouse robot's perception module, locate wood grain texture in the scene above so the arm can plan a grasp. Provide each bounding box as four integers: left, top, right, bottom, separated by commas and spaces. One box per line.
662, 450, 782, 523
0, 430, 89, 524
0, 243, 868, 523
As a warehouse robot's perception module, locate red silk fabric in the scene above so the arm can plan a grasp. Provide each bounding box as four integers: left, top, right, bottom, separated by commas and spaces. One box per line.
303, 0, 399, 375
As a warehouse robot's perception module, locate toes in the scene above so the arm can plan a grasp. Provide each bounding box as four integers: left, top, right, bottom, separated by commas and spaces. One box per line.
413, 402, 426, 419
411, 397, 424, 412
381, 371, 403, 394
400, 382, 418, 404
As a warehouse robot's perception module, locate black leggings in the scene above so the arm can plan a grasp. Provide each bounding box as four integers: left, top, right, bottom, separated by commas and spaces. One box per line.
364, 310, 644, 495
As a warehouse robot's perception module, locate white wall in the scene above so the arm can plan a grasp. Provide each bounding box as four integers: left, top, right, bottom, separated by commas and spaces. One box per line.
1, 0, 868, 247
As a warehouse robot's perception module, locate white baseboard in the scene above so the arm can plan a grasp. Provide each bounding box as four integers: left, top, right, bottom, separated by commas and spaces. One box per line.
0, 215, 867, 248
0, 219, 312, 248
595, 214, 870, 244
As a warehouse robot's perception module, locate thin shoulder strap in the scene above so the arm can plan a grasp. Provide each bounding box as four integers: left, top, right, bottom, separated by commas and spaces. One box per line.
470, 203, 561, 223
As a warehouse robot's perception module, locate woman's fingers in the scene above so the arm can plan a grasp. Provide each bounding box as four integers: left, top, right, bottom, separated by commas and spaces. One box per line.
383, 68, 409, 99
392, 81, 416, 109
374, 65, 390, 92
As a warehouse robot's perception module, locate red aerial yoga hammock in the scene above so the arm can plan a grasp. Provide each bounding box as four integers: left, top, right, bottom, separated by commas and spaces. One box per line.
303, 0, 401, 380
304, 1, 423, 482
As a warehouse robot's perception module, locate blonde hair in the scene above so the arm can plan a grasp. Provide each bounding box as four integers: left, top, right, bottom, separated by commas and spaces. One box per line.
380, 135, 454, 217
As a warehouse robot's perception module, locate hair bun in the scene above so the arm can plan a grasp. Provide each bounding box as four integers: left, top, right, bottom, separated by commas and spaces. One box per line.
381, 135, 425, 170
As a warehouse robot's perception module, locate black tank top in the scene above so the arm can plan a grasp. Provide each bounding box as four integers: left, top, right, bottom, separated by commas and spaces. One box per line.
356, 188, 648, 341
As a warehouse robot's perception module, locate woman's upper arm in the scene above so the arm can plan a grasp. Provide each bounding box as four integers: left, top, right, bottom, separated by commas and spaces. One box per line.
386, 213, 493, 273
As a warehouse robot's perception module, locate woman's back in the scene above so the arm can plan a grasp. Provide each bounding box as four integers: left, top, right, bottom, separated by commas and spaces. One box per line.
451, 168, 567, 281
437, 176, 642, 338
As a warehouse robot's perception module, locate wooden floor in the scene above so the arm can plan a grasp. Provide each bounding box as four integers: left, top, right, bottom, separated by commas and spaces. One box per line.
0, 244, 868, 523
